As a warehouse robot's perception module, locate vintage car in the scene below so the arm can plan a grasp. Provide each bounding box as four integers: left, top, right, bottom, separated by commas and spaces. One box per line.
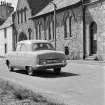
5, 40, 67, 75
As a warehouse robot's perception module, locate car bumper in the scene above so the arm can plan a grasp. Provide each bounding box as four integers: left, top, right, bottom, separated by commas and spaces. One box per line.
33, 62, 67, 70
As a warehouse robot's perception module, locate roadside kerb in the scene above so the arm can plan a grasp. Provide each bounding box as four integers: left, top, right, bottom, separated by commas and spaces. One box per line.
0, 76, 85, 105
67, 60, 105, 65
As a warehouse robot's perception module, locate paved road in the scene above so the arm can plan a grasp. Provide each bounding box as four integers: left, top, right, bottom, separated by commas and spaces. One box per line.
0, 58, 104, 105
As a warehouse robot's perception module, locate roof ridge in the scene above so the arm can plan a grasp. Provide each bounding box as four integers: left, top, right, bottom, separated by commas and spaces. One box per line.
32, 0, 81, 18
27, 0, 52, 15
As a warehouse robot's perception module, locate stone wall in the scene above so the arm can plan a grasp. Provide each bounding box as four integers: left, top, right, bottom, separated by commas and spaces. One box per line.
85, 1, 105, 60
14, 0, 35, 42
34, 5, 83, 60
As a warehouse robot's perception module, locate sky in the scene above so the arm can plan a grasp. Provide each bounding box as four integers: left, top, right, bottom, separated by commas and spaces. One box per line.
0, 0, 18, 9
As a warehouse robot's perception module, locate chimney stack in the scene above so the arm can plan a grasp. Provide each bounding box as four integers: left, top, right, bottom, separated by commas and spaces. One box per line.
0, 1, 12, 7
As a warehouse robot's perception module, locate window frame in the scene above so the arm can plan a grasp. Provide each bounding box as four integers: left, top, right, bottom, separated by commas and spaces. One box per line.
49, 21, 54, 40
5, 43, 7, 54
4, 28, 7, 39
48, 24, 51, 40
28, 28, 32, 40
64, 16, 72, 39
21, 10, 23, 23
17, 11, 19, 24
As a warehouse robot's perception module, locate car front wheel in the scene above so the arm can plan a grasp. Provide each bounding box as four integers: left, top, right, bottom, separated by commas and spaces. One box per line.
9, 67, 14, 72
27, 66, 34, 76
53, 68, 61, 74
6, 61, 14, 72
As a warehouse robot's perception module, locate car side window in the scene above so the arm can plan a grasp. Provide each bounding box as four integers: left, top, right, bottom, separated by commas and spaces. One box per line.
21, 44, 28, 51
16, 43, 21, 51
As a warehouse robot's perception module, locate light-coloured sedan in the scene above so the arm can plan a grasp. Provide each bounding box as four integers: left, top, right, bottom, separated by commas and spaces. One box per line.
6, 40, 67, 75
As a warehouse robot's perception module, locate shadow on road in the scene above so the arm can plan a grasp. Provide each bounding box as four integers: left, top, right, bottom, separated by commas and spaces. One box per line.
14, 69, 79, 78
35, 70, 79, 78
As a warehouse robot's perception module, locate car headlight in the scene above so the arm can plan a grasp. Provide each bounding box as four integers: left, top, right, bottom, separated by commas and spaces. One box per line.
43, 61, 46, 65
62, 59, 67, 64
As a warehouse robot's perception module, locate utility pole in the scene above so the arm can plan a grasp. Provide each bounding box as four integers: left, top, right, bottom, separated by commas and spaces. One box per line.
50, 1, 57, 50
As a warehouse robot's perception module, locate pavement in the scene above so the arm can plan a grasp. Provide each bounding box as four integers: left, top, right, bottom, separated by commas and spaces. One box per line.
67, 59, 105, 65
2, 55, 105, 65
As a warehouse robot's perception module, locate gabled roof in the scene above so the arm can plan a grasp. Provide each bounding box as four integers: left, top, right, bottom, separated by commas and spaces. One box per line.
27, 0, 52, 15
0, 12, 13, 30
32, 0, 81, 18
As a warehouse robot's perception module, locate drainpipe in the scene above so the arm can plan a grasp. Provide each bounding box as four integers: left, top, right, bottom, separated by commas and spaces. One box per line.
82, 0, 86, 59
54, 3, 57, 50
49, 1, 57, 50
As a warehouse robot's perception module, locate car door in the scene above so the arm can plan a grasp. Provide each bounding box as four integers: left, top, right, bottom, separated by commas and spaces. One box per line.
18, 43, 29, 69
10, 43, 22, 67
14, 43, 22, 67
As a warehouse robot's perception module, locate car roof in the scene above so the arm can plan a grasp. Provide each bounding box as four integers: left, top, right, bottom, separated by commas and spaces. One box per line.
18, 40, 50, 44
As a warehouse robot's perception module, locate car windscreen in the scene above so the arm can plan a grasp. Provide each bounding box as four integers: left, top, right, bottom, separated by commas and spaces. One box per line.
32, 43, 54, 51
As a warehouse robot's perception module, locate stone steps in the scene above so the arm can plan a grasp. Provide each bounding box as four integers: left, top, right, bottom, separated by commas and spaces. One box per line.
85, 55, 97, 61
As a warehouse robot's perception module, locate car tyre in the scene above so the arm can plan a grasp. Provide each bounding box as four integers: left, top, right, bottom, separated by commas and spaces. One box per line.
27, 66, 34, 76
7, 61, 14, 72
53, 68, 61, 74
9, 67, 14, 72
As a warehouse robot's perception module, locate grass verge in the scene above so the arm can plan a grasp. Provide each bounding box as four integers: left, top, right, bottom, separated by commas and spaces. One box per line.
0, 78, 66, 105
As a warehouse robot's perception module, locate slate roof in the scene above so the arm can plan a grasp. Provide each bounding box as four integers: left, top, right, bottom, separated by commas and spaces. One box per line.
0, 12, 13, 30
27, 0, 52, 15
32, 0, 81, 18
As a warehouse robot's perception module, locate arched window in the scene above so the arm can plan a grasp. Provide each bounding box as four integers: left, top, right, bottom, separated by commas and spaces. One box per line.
48, 21, 54, 40
24, 10, 26, 21
64, 16, 72, 38
18, 32, 27, 41
19, 13, 21, 24
28, 28, 32, 40
17, 11, 20, 24
40, 24, 43, 39
24, 7, 27, 22
51, 21, 54, 40
37, 24, 39, 39
5, 43, 7, 54
39, 24, 41, 39
36, 26, 38, 40
89, 21, 97, 55
20, 9, 23, 23
48, 24, 51, 40
37, 23, 43, 40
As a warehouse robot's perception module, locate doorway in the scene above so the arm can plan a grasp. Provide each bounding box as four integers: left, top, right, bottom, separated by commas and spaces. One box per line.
18, 32, 27, 41
89, 22, 97, 55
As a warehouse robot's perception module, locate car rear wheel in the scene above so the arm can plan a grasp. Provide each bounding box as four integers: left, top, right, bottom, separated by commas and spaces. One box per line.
27, 66, 34, 76
53, 68, 61, 74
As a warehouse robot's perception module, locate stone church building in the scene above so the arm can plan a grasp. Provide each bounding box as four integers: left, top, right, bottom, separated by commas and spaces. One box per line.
13, 0, 51, 48
14, 0, 105, 60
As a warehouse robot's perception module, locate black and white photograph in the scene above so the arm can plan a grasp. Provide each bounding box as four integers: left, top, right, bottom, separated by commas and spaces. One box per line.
0, 0, 104, 105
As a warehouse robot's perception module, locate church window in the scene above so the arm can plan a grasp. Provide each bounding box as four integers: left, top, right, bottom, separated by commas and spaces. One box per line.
64, 16, 72, 38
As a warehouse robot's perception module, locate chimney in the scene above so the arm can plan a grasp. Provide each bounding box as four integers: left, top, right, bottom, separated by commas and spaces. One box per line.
1, 1, 2, 5
8, 3, 10, 6
4, 1, 6, 6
